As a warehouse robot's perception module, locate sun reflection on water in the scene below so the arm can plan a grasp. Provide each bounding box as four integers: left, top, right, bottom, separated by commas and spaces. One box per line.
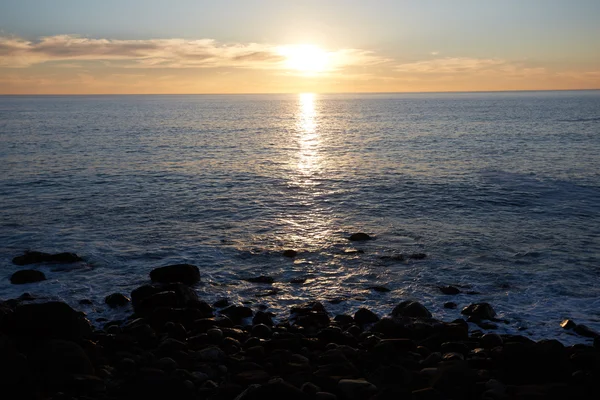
297, 93, 321, 176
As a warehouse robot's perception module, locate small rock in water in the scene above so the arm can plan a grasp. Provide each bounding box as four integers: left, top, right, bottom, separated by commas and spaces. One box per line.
369, 286, 391, 293
244, 275, 274, 284
408, 253, 427, 260
439, 285, 461, 295
10, 269, 46, 284
560, 319, 576, 329
149, 264, 200, 285
104, 293, 131, 308
221, 305, 253, 321
282, 249, 298, 257
461, 302, 496, 320
12, 251, 83, 266
444, 302, 458, 309
391, 300, 432, 318
290, 277, 307, 284
348, 232, 372, 241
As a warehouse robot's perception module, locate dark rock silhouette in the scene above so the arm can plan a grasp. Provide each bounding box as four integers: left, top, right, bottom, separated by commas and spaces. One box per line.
244, 275, 274, 284
282, 249, 298, 257
461, 302, 496, 320
12, 251, 82, 266
10, 269, 46, 284
348, 232, 372, 241
439, 285, 461, 295
391, 300, 432, 318
149, 264, 200, 285
104, 293, 131, 308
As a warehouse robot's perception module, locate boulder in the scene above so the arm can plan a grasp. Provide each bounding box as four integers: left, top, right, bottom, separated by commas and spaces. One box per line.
369, 286, 391, 293
444, 302, 457, 309
391, 300, 432, 319
10, 269, 46, 284
28, 339, 94, 387
354, 308, 379, 325
131, 283, 198, 313
221, 305, 253, 321
348, 233, 372, 241
105, 293, 130, 308
461, 303, 496, 320
338, 379, 378, 400
12, 251, 82, 266
282, 250, 298, 258
149, 264, 200, 285
439, 286, 461, 295
3, 301, 92, 341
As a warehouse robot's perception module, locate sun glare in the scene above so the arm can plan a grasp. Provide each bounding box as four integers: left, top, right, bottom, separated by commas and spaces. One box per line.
279, 45, 329, 73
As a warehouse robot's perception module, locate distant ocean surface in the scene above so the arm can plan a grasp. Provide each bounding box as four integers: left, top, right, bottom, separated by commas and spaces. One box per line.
1, 91, 599, 343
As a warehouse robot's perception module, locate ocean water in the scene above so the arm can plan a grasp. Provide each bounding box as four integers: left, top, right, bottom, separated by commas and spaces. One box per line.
1, 91, 599, 344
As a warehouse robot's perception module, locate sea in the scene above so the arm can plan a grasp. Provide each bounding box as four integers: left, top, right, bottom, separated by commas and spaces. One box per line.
1, 91, 599, 344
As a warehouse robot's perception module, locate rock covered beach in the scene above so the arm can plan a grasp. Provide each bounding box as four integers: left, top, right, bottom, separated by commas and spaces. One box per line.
2, 251, 600, 400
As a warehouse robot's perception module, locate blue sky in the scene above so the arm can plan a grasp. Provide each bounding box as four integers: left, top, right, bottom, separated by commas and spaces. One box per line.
1, 0, 599, 93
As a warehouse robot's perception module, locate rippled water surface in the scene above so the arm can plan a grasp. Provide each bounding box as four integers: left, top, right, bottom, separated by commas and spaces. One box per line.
1, 92, 599, 343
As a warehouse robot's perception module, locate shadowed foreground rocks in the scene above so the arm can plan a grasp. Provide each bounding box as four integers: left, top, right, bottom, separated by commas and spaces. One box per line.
1, 288, 599, 400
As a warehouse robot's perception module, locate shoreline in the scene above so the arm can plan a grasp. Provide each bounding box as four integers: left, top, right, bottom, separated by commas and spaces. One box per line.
1, 262, 599, 400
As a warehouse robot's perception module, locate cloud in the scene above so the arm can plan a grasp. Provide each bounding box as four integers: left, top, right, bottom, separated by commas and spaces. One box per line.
0, 34, 388, 70
394, 57, 549, 79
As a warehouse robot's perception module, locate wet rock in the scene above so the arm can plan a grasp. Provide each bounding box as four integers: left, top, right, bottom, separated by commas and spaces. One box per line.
251, 324, 272, 338
408, 253, 427, 260
104, 293, 130, 308
369, 286, 391, 293
12, 251, 83, 266
221, 305, 253, 321
213, 298, 229, 308
244, 275, 274, 284
234, 379, 309, 400
439, 285, 461, 295
253, 310, 274, 326
461, 302, 496, 320
334, 314, 355, 325
354, 308, 379, 325
444, 302, 457, 309
560, 319, 576, 329
149, 264, 200, 285
4, 301, 92, 341
391, 300, 432, 318
338, 379, 378, 400
480, 333, 503, 348
348, 232, 372, 241
290, 277, 307, 284
234, 370, 270, 385
131, 282, 198, 312
573, 324, 600, 338
10, 269, 46, 284
283, 249, 298, 258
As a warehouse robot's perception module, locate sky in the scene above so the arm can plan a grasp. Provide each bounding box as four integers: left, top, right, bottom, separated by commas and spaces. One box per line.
1, 0, 599, 94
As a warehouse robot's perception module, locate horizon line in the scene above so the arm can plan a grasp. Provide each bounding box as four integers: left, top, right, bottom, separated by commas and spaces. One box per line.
1, 88, 599, 96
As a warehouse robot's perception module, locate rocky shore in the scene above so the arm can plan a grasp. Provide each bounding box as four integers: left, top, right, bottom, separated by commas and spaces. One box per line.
2, 258, 600, 400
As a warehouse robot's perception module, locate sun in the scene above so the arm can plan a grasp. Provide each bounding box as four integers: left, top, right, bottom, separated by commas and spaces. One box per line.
279, 44, 329, 73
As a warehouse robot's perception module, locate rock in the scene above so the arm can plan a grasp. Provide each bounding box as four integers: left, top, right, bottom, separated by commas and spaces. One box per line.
234, 379, 309, 400
28, 339, 94, 388
408, 253, 427, 260
439, 285, 461, 295
4, 301, 92, 341
290, 277, 307, 284
348, 232, 372, 241
573, 324, 600, 338
480, 333, 503, 348
12, 251, 83, 266
213, 298, 229, 308
369, 286, 391, 293
283, 250, 298, 258
560, 319, 576, 329
253, 311, 274, 326
10, 269, 46, 284
444, 302, 457, 309
251, 324, 272, 338
131, 283, 198, 312
221, 305, 253, 321
104, 293, 130, 308
244, 275, 274, 284
391, 300, 432, 318
461, 302, 496, 320
149, 264, 200, 285
197, 346, 226, 363
354, 308, 379, 325
338, 379, 377, 400
234, 370, 270, 385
